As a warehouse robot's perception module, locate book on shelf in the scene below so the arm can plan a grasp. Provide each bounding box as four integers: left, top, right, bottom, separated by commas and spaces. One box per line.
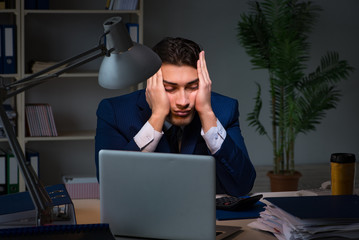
5, 0, 16, 9
249, 195, 359, 240
30, 60, 68, 74
0, 0, 15, 9
107, 0, 138, 10
25, 103, 58, 137
24, 0, 49, 10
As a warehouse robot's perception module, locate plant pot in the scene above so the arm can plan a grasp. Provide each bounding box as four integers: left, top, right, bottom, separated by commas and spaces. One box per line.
267, 171, 302, 192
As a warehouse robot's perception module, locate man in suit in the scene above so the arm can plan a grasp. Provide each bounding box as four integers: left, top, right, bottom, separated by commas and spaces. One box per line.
95, 37, 256, 196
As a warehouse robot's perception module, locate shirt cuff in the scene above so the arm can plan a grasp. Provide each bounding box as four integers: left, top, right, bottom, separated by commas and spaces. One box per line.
201, 119, 226, 154
134, 121, 163, 152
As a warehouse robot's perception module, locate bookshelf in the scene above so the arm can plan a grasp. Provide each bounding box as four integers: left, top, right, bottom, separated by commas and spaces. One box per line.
0, 0, 144, 191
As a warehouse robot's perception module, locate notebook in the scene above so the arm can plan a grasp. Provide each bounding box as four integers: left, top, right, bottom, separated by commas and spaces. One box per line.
99, 150, 241, 240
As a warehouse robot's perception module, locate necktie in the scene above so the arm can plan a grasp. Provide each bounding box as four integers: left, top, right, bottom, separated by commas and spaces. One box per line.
165, 126, 183, 153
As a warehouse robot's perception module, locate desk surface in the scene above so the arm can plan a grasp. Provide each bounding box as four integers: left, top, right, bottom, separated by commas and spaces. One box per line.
72, 199, 275, 240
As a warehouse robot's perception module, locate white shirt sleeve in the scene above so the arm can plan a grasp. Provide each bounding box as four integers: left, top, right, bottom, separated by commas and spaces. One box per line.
201, 119, 226, 154
133, 121, 163, 152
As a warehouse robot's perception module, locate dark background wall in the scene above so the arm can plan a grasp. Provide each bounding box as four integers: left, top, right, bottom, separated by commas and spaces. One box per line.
143, 0, 359, 167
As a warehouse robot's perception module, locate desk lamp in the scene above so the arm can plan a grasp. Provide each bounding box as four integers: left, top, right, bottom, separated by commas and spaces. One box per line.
0, 16, 161, 226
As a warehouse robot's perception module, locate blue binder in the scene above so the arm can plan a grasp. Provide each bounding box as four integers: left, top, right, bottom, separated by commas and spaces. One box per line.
0, 25, 3, 74
25, 149, 40, 177
36, 0, 49, 9
216, 201, 266, 220
24, 0, 36, 9
265, 195, 359, 220
126, 23, 139, 43
2, 25, 16, 74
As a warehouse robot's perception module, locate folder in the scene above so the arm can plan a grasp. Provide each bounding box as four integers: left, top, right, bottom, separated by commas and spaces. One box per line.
25, 149, 39, 177
126, 23, 139, 43
216, 201, 266, 220
0, 149, 6, 195
36, 0, 49, 9
0, 25, 3, 74
3, 24, 16, 74
265, 195, 359, 220
5, 150, 18, 194
5, 0, 16, 9
0, 184, 76, 225
24, 0, 36, 9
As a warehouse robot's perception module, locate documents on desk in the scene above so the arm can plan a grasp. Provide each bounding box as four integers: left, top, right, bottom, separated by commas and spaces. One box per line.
248, 195, 359, 240
0, 184, 76, 226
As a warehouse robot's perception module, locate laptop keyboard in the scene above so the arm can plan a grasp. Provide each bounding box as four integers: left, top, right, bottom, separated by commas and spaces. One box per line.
216, 194, 263, 211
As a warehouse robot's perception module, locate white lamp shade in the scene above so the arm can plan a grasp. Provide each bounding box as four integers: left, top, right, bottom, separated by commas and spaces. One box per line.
99, 43, 161, 89
98, 16, 161, 89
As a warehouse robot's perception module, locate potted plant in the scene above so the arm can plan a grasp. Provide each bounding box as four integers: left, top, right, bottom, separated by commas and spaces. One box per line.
237, 0, 354, 191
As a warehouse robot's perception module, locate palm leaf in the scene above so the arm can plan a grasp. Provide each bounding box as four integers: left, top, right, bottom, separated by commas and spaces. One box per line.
247, 82, 268, 136
237, 0, 353, 173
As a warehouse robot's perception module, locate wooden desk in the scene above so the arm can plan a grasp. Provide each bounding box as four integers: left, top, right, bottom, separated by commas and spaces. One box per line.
73, 199, 101, 224
72, 199, 276, 240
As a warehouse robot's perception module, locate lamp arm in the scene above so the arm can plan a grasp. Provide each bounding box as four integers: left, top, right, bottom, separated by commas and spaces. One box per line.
0, 40, 109, 226
0, 104, 52, 225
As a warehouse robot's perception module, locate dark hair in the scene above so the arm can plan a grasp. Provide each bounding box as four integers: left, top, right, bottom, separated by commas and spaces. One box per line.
152, 37, 201, 69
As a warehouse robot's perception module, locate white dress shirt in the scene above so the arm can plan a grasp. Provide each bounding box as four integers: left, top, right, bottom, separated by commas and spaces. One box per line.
133, 119, 226, 154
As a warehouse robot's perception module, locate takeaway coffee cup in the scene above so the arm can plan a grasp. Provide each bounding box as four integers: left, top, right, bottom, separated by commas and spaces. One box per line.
330, 153, 356, 195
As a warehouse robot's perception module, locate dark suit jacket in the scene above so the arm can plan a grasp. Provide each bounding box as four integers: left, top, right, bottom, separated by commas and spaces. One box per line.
95, 89, 256, 196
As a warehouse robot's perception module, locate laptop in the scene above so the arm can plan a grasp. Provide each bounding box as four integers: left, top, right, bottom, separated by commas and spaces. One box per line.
99, 150, 241, 240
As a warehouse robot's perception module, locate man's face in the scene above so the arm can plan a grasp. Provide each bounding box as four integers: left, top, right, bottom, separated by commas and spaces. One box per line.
161, 64, 199, 127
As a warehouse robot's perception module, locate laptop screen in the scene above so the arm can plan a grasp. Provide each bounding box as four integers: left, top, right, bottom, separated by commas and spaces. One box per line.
99, 150, 216, 240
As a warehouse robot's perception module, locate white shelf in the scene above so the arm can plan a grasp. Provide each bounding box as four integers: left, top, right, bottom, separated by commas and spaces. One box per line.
24, 72, 99, 78
0, 0, 144, 190
24, 9, 140, 15
25, 130, 95, 142
0, 9, 18, 14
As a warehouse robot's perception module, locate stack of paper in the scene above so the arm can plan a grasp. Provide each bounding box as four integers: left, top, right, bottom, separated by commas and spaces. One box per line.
249, 195, 359, 240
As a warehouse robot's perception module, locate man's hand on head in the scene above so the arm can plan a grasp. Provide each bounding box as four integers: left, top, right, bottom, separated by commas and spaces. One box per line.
146, 68, 169, 132
196, 51, 217, 132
